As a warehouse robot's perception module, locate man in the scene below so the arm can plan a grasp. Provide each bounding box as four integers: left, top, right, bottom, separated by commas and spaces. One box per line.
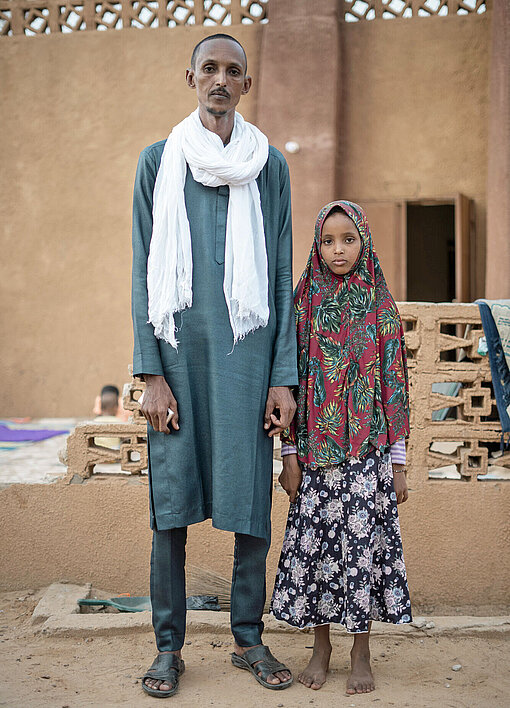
132, 34, 297, 697
93, 385, 122, 449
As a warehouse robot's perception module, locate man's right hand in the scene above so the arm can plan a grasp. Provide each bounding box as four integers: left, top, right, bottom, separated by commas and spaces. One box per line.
140, 374, 179, 434
278, 453, 302, 503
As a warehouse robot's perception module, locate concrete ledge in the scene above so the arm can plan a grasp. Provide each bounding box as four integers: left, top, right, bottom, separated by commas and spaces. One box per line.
31, 582, 91, 625
37, 612, 510, 639
39, 612, 154, 637
32, 585, 510, 638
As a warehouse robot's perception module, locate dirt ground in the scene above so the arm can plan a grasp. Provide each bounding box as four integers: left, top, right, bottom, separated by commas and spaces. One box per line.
0, 590, 509, 708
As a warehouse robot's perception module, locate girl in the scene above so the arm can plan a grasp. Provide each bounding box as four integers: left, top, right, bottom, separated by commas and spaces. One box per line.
271, 200, 411, 695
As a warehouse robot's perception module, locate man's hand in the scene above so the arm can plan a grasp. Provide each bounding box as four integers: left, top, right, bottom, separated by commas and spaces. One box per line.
140, 374, 179, 434
264, 386, 296, 438
392, 463, 408, 504
278, 454, 302, 503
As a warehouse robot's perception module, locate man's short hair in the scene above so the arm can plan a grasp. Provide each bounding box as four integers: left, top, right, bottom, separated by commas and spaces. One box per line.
190, 33, 247, 74
101, 385, 119, 398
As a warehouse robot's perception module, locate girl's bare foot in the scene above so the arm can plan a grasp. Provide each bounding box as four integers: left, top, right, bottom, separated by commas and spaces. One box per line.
299, 645, 331, 689
346, 643, 375, 694
299, 624, 331, 690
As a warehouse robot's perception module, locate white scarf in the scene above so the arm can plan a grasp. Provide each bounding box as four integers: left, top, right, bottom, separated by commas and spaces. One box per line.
148, 109, 270, 349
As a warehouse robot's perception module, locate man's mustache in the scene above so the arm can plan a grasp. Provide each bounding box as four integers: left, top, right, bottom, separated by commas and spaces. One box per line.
209, 89, 230, 99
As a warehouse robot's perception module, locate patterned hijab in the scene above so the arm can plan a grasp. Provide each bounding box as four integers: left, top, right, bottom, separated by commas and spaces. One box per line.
282, 200, 409, 468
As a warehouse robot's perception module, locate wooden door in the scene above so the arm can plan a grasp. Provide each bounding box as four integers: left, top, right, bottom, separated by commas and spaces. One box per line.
356, 196, 474, 302
455, 193, 475, 302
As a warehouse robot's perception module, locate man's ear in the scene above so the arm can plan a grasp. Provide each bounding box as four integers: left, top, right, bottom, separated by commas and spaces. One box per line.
241, 74, 252, 95
186, 68, 195, 89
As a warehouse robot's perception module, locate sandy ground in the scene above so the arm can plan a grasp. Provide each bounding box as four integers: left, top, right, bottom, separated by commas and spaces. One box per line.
0, 591, 509, 708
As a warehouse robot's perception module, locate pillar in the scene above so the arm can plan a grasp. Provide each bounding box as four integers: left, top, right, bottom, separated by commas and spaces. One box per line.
486, 0, 510, 297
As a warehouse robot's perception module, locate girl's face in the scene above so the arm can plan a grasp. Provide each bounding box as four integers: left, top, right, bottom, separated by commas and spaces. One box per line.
320, 211, 362, 276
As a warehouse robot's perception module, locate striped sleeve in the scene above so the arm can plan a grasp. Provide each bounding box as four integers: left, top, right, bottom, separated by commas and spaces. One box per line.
390, 438, 406, 465
281, 443, 298, 456
282, 440, 406, 463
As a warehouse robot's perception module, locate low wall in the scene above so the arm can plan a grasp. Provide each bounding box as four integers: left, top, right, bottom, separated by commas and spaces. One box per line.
1, 472, 508, 610
2, 303, 510, 610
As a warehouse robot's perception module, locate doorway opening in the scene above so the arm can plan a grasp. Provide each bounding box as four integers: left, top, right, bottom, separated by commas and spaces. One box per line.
358, 194, 473, 302
406, 203, 455, 302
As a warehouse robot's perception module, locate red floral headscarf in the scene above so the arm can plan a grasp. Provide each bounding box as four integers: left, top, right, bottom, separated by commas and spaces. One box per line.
282, 200, 409, 468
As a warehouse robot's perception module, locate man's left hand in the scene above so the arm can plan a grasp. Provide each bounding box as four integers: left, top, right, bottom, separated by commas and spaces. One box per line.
264, 386, 296, 438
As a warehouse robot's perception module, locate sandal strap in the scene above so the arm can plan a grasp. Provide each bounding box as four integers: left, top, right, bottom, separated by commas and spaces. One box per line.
143, 653, 184, 682
241, 645, 288, 679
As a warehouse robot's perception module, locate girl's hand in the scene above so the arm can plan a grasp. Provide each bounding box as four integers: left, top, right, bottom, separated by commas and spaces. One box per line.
392, 464, 408, 504
279, 453, 302, 503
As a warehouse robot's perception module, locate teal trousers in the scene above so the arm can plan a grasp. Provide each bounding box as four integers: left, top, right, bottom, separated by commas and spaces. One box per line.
150, 527, 270, 651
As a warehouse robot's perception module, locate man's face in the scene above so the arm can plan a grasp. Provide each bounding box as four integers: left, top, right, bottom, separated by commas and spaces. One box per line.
186, 38, 251, 117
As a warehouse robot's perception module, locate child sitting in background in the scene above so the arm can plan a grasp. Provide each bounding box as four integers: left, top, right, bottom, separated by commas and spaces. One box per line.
93, 385, 123, 449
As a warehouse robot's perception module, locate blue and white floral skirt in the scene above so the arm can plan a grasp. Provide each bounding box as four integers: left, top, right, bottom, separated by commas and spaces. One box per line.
270, 449, 412, 633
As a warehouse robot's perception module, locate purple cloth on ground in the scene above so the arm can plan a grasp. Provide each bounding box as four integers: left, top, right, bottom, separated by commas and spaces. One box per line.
0, 425, 68, 442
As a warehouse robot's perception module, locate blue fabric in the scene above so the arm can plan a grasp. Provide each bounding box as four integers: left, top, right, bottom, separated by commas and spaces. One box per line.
0, 425, 68, 443
476, 301, 510, 433
132, 141, 298, 539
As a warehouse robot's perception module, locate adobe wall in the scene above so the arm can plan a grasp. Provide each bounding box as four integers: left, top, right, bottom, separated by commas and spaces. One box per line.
256, 0, 341, 280
0, 12, 491, 417
486, 0, 510, 298
0, 25, 262, 418
18, 301, 503, 611
337, 14, 489, 299
1, 475, 508, 610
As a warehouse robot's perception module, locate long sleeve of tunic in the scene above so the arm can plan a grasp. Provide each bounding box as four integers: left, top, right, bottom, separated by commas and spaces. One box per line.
131, 147, 164, 378
131, 140, 298, 539
267, 157, 296, 387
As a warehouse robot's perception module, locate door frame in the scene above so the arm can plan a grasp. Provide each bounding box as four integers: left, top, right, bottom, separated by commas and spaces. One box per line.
356, 195, 474, 301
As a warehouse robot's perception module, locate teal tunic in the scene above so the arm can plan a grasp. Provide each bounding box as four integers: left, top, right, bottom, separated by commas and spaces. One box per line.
132, 140, 298, 540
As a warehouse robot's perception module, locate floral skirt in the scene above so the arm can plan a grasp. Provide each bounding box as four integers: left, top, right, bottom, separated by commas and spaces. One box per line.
270, 449, 412, 633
